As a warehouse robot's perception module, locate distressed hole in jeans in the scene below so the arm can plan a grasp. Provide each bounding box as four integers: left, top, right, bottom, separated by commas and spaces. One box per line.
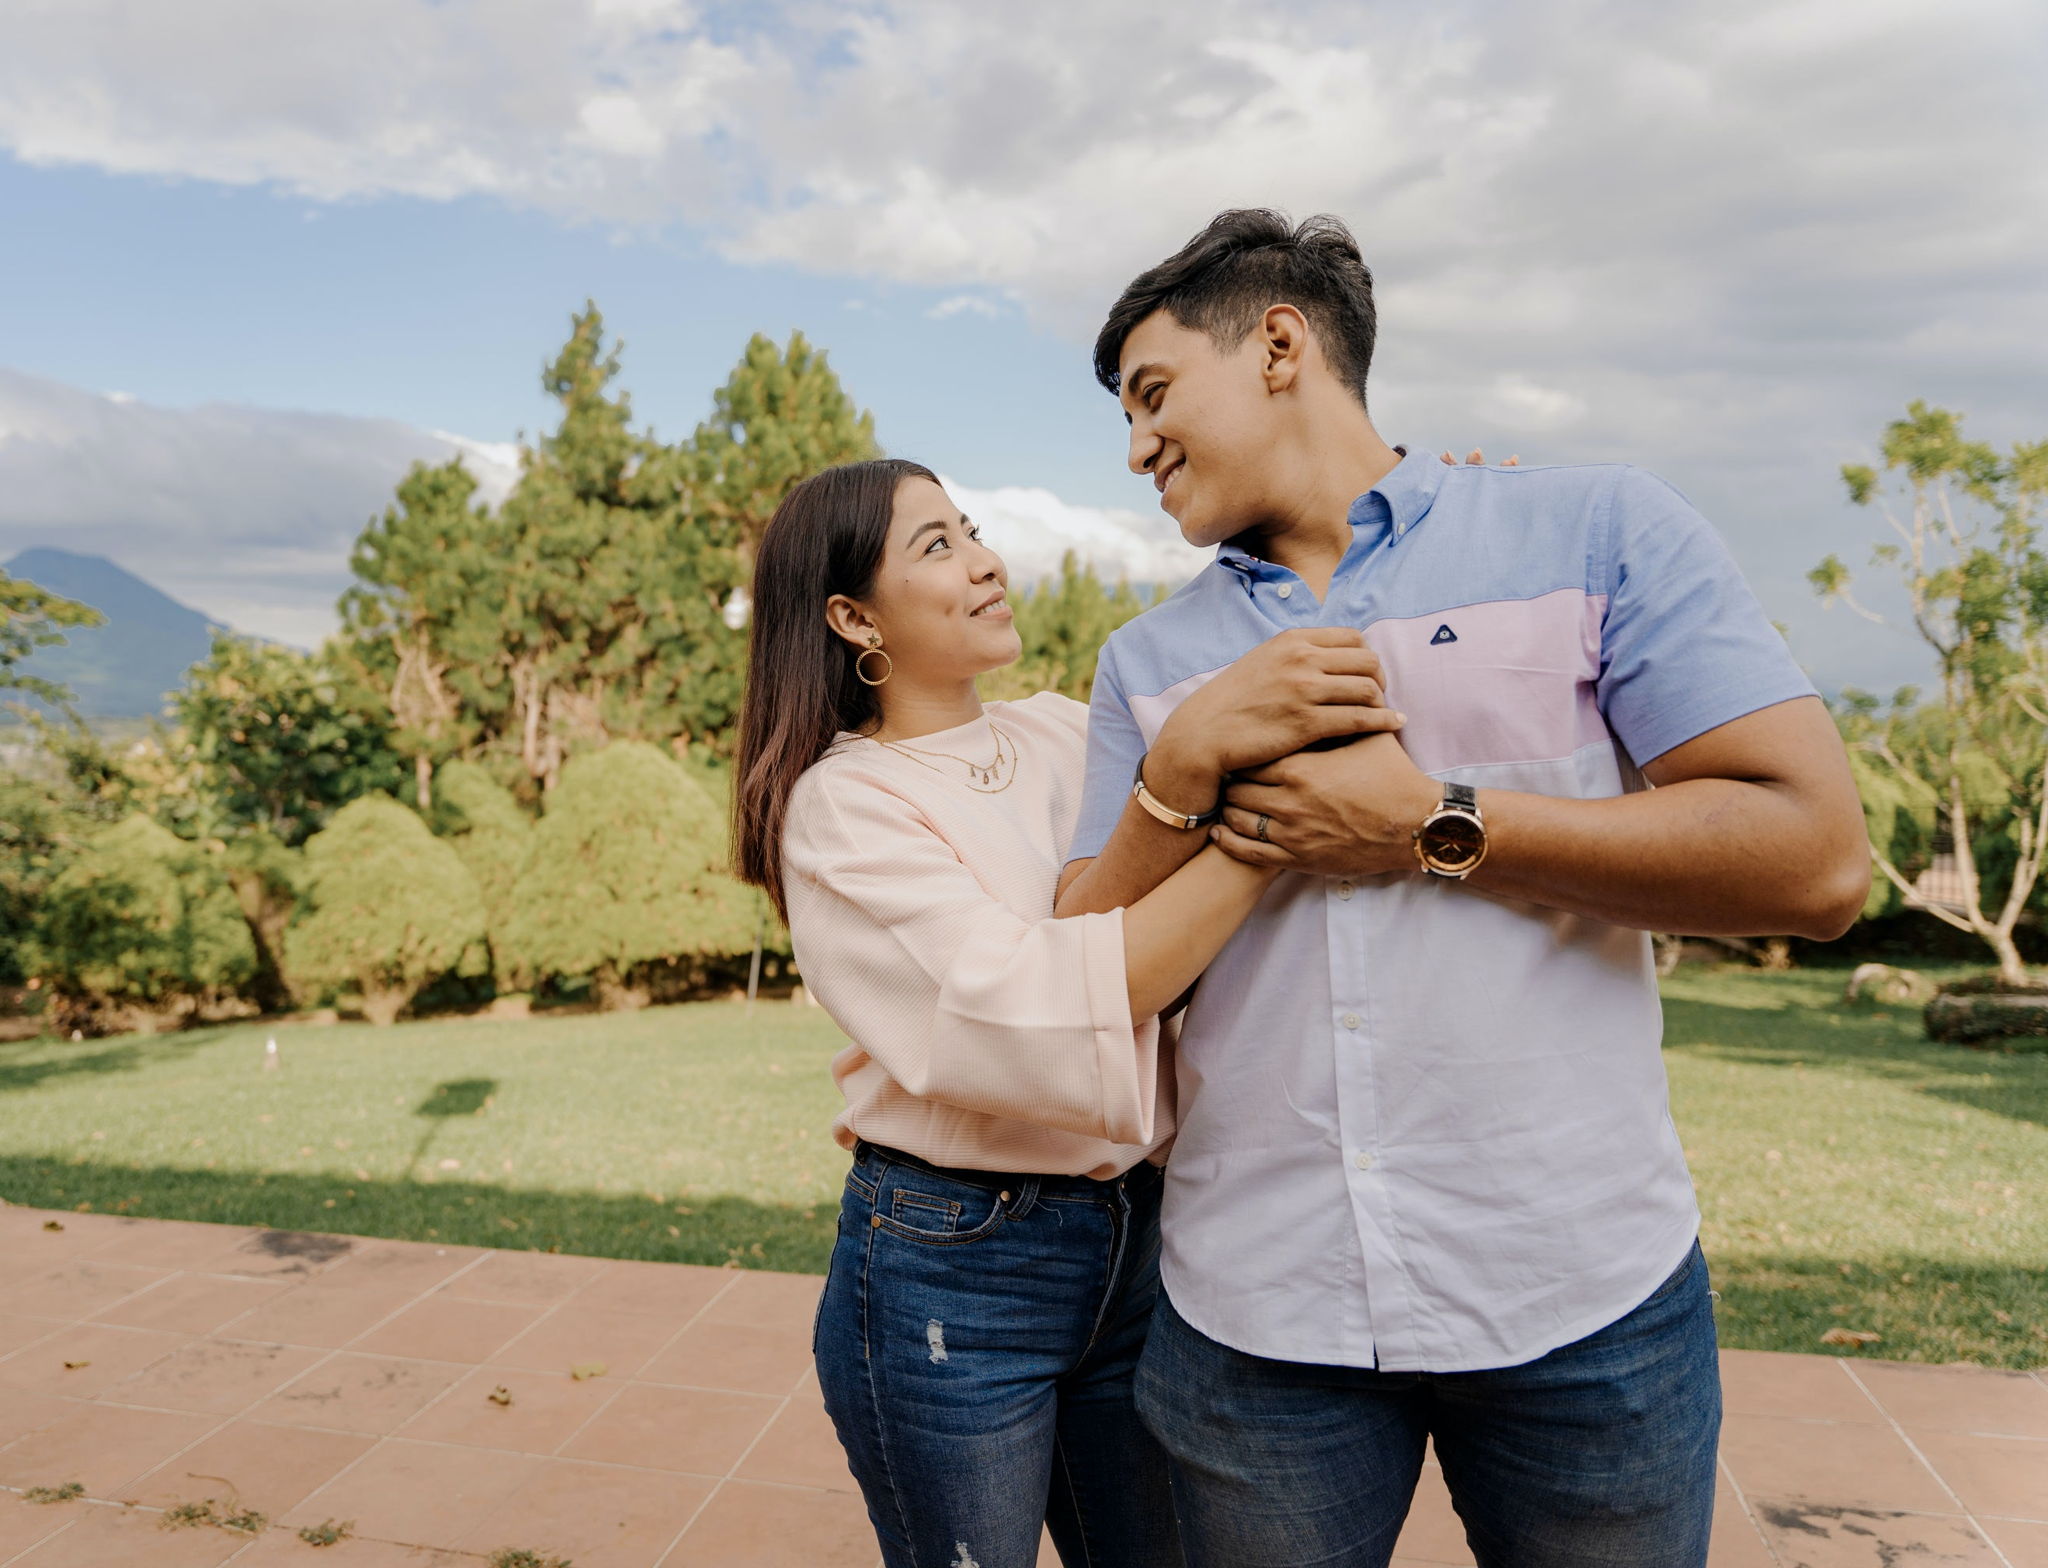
952, 1543, 979, 1568
926, 1319, 948, 1363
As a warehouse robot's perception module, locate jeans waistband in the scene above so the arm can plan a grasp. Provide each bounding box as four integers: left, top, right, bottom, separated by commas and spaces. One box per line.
853, 1139, 1161, 1200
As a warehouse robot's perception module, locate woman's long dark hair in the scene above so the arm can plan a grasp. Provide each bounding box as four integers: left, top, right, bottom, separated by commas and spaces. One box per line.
733, 457, 940, 921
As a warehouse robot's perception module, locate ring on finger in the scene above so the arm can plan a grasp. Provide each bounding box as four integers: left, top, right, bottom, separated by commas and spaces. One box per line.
1256, 813, 1272, 844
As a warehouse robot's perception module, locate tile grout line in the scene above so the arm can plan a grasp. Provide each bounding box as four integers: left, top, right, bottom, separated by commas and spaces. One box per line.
104, 1237, 502, 1555
646, 1277, 807, 1567
1837, 1360, 2017, 1568
535, 1269, 748, 1467
1714, 1453, 1786, 1566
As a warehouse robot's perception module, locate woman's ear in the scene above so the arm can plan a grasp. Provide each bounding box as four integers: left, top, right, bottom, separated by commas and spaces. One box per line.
824, 594, 877, 653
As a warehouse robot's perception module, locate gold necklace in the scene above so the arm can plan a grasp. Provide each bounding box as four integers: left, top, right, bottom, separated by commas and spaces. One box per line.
880, 720, 1019, 793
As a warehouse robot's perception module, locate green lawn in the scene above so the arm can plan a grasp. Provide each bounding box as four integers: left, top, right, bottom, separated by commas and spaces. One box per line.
0, 970, 2041, 1368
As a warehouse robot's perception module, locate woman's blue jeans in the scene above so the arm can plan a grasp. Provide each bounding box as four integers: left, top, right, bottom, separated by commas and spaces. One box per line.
814, 1141, 1183, 1568
1135, 1242, 1723, 1568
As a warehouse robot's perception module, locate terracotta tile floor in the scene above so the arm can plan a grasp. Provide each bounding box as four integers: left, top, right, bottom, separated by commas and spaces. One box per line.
2, 1205, 2042, 1566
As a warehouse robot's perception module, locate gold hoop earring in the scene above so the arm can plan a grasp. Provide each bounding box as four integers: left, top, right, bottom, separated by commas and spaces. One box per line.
855, 635, 892, 686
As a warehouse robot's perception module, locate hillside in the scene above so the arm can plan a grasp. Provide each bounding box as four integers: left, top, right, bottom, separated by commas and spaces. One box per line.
3, 548, 220, 719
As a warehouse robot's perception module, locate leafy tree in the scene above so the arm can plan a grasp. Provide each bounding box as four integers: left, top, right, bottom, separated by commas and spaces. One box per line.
0, 772, 94, 984
340, 458, 497, 810
174, 632, 405, 846
1812, 402, 2048, 980
694, 329, 879, 575
429, 759, 533, 990
27, 814, 256, 1033
488, 305, 751, 785
284, 794, 485, 1025
499, 741, 756, 1008
982, 551, 1159, 703
1, 568, 102, 713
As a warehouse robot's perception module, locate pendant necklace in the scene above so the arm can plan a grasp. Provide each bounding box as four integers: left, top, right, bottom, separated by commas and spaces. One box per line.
880, 720, 1018, 793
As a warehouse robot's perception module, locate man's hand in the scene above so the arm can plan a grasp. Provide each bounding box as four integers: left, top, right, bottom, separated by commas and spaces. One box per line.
1211, 733, 1438, 878
1148, 629, 1405, 812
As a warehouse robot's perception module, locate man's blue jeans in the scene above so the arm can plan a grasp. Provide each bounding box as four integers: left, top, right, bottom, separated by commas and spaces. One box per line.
815, 1141, 1183, 1568
1135, 1242, 1722, 1568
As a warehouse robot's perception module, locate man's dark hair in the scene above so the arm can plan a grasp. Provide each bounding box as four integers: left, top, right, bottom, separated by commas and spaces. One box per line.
1093, 209, 1377, 409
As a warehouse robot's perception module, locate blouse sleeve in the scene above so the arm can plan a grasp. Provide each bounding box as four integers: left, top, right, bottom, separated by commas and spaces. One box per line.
782, 768, 1165, 1146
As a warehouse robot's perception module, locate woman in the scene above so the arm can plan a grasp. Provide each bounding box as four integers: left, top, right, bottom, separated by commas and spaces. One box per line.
732, 458, 1389, 1568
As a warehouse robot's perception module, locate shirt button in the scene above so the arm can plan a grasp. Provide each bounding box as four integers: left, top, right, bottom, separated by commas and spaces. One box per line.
1354, 1152, 1374, 1171
1276, 584, 1293, 600
1337, 882, 1355, 900
1342, 1013, 1360, 1030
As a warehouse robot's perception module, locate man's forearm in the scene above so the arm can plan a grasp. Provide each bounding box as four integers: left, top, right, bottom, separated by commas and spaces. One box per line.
1468, 779, 1867, 939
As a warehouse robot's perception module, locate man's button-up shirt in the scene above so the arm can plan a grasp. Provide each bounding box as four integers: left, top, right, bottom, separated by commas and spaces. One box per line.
1067, 448, 1815, 1373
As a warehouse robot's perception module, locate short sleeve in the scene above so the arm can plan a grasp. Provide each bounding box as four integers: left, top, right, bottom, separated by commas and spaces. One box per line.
1596, 468, 1816, 765
1066, 636, 1147, 865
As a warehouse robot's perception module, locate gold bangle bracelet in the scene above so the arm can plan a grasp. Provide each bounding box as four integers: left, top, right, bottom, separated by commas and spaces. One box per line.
1131, 753, 1220, 831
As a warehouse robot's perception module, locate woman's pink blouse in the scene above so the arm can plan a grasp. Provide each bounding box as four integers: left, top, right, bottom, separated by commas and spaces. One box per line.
781, 691, 1175, 1179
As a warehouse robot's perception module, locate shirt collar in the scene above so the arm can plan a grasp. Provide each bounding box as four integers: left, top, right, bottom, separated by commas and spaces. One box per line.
1215, 445, 1443, 579
1346, 445, 1444, 541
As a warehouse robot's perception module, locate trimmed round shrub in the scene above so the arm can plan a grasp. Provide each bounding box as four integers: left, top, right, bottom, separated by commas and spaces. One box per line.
501, 741, 758, 1007
431, 760, 533, 990
284, 794, 485, 1025
29, 814, 256, 1034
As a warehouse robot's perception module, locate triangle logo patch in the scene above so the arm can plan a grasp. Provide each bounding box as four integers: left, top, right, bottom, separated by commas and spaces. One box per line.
1430, 624, 1458, 646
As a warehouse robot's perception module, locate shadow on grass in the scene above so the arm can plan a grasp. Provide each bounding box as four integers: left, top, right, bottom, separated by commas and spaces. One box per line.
408, 1077, 499, 1177
0, 1029, 229, 1094
1662, 993, 2048, 1132
0, 1151, 839, 1275
1706, 1247, 2047, 1370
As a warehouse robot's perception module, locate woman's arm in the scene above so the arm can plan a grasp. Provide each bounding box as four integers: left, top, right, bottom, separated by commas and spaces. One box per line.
1120, 846, 1276, 1019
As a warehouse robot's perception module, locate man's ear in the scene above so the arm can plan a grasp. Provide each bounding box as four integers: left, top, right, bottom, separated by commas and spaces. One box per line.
1260, 303, 1309, 395
824, 593, 877, 652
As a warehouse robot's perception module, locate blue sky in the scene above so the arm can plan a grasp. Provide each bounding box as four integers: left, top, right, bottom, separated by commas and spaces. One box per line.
0, 156, 1124, 501
0, 0, 2043, 693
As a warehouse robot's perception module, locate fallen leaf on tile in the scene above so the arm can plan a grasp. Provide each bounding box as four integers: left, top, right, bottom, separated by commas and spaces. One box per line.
62, 1359, 91, 1370
488, 1385, 514, 1406
569, 1361, 607, 1381
1819, 1327, 1881, 1347
42, 1220, 63, 1231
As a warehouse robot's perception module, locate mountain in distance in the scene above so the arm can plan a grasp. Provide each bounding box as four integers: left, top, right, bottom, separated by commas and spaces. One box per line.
3, 548, 222, 719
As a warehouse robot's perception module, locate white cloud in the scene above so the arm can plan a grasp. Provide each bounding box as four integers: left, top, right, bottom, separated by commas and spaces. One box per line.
936, 475, 1209, 594
926, 295, 1006, 322
0, 0, 2041, 692
0, 370, 519, 648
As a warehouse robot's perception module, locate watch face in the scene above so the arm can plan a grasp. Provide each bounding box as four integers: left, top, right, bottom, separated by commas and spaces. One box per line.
1424, 813, 1486, 868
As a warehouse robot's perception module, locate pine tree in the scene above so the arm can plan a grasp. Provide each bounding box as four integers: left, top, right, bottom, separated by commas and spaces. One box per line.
694, 331, 880, 574
1, 568, 102, 713
340, 458, 497, 810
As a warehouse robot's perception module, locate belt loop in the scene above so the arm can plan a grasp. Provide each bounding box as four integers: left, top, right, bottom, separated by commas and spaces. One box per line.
1007, 1178, 1040, 1222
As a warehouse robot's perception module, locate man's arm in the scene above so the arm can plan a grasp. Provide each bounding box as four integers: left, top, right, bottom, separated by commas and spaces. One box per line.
1055, 627, 1403, 916
1212, 696, 1869, 938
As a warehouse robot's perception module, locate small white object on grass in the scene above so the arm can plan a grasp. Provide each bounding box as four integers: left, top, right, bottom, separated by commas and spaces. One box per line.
264, 1037, 279, 1071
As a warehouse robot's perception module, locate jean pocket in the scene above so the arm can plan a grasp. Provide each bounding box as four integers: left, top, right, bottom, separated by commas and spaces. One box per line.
890, 1189, 963, 1233
872, 1180, 1007, 1246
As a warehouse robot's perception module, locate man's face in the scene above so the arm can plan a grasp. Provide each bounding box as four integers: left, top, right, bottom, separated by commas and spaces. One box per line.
1117, 309, 1280, 550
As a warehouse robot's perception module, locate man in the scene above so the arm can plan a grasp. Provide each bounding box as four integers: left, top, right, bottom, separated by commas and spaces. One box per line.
1054, 209, 1868, 1567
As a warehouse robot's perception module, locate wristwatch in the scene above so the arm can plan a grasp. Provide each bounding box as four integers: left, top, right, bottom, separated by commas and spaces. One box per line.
1131, 753, 1221, 831
1413, 782, 1488, 879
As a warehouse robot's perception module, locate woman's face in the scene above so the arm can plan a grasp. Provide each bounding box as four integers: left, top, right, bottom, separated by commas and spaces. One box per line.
840, 476, 1020, 683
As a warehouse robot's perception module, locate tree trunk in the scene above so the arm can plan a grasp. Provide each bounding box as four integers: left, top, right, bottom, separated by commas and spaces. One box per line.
415, 753, 433, 814
1988, 927, 2028, 987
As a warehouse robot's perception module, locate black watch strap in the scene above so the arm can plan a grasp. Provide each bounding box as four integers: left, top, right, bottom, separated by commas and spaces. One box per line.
1443, 782, 1478, 814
